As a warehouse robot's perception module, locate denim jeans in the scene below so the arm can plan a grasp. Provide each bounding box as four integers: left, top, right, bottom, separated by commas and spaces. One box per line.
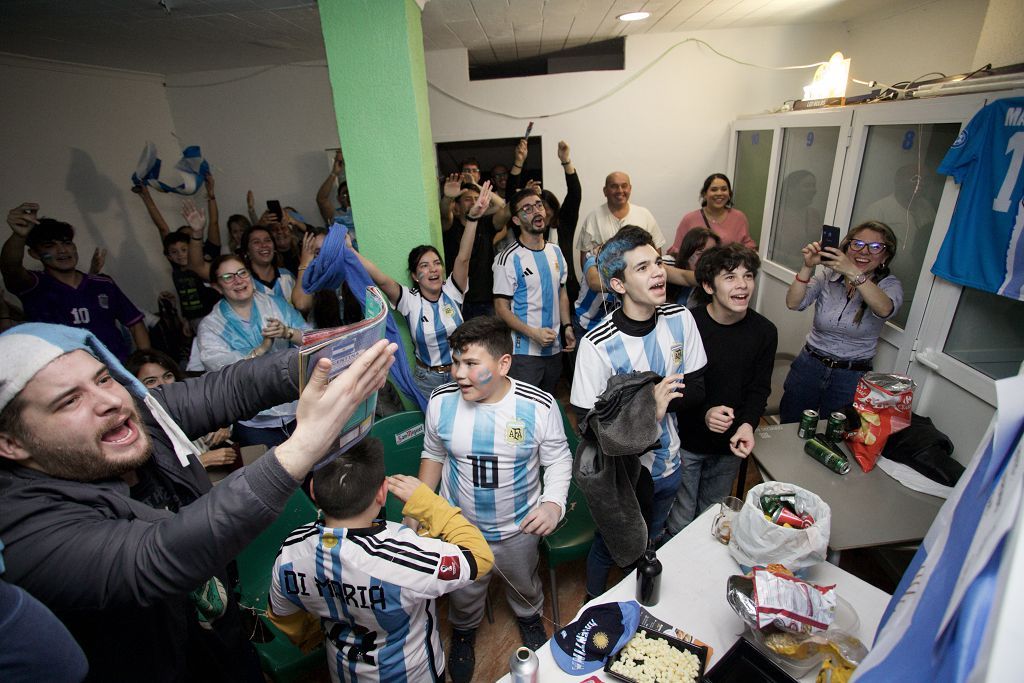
232, 419, 295, 450
666, 447, 742, 536
584, 466, 682, 597
412, 364, 451, 399
778, 348, 867, 424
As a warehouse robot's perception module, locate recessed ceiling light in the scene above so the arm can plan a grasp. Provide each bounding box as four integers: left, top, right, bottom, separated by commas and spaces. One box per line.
617, 11, 651, 22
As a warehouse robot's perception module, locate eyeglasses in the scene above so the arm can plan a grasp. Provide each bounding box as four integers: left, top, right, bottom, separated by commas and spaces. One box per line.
217, 268, 251, 283
848, 240, 887, 255
492, 172, 508, 179
517, 201, 544, 216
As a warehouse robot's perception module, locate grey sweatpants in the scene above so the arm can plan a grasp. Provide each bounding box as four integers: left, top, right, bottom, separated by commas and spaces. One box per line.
448, 531, 544, 630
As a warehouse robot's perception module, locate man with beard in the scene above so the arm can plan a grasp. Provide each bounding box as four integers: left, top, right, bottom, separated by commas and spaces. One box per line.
0, 323, 396, 682
493, 188, 576, 394
2, 203, 150, 360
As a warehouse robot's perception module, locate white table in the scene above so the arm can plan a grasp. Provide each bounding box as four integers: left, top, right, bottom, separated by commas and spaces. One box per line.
498, 506, 891, 682
753, 422, 944, 551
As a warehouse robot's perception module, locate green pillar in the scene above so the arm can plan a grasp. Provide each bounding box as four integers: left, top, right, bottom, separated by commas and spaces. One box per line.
319, 0, 438, 403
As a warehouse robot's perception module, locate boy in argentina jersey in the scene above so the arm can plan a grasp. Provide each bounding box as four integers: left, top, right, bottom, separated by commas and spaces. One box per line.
416, 316, 572, 683
570, 226, 707, 599
493, 188, 576, 395
268, 438, 494, 683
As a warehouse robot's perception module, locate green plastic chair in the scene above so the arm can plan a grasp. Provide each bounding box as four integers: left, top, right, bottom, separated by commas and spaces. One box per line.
541, 406, 596, 626
369, 410, 426, 522
234, 490, 325, 682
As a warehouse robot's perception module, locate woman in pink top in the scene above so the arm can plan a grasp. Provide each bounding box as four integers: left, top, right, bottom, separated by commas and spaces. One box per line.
670, 173, 756, 253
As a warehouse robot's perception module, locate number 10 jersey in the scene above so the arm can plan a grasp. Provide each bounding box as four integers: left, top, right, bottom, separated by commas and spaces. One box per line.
422, 378, 572, 542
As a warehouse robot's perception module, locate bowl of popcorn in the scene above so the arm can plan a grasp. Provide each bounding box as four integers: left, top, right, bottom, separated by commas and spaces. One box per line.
605, 627, 707, 683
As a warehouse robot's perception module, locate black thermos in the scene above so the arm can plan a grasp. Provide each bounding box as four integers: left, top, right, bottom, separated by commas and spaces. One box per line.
635, 547, 662, 606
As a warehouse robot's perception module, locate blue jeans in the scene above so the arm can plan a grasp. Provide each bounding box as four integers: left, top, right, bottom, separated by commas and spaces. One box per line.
778, 349, 867, 424
412, 364, 451, 399
232, 420, 295, 450
666, 447, 742, 535
585, 466, 682, 597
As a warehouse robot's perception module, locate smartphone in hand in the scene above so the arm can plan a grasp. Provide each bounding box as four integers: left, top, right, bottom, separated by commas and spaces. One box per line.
266, 200, 283, 222
821, 224, 841, 250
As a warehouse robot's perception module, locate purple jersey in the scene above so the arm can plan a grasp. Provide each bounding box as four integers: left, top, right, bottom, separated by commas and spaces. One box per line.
14, 271, 145, 360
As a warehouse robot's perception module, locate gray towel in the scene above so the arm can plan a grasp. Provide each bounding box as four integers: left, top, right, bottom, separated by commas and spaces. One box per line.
573, 371, 662, 566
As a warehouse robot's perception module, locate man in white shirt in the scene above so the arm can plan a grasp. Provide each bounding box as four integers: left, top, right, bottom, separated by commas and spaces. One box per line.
574, 172, 665, 270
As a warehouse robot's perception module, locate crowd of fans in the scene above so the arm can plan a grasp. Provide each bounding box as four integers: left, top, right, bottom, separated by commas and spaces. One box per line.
0, 138, 902, 683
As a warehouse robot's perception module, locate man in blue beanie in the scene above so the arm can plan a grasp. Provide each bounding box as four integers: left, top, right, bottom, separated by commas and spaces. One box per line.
0, 322, 396, 682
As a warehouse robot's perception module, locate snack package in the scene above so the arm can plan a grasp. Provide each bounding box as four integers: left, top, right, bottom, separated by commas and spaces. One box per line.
845, 372, 916, 472
751, 567, 836, 634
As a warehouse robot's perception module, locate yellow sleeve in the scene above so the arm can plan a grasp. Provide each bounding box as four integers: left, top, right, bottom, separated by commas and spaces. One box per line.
403, 483, 494, 578
266, 606, 323, 653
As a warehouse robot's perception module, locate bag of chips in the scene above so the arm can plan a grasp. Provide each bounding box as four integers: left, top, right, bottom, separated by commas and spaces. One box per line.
845, 372, 916, 472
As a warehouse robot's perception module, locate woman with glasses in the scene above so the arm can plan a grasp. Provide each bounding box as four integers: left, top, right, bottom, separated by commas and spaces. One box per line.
353, 183, 493, 398
195, 254, 308, 447
779, 221, 903, 423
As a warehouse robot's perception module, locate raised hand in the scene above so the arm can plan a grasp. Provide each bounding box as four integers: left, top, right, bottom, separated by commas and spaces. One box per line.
88, 247, 107, 275
387, 474, 424, 504
7, 203, 39, 237
332, 149, 345, 175
513, 138, 528, 167
204, 172, 215, 197
467, 180, 493, 220
299, 232, 318, 268
801, 241, 824, 268
181, 199, 205, 237
557, 140, 570, 164
524, 179, 542, 196
442, 173, 462, 199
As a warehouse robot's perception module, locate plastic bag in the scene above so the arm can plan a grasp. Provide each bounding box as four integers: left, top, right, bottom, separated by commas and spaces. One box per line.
845, 372, 916, 472
728, 482, 831, 574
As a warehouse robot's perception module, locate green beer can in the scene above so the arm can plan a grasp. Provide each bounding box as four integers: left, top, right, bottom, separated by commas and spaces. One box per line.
804, 435, 851, 475
798, 409, 818, 439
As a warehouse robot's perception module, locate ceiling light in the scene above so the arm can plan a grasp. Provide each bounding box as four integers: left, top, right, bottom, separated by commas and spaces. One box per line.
617, 12, 651, 22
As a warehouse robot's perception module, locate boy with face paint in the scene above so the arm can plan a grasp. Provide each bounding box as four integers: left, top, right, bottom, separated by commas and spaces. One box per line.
667, 244, 777, 534
570, 226, 708, 599
414, 316, 572, 683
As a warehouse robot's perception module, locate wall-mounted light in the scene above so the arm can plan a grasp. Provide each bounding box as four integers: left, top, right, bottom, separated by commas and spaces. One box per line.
617, 12, 651, 22
803, 51, 851, 101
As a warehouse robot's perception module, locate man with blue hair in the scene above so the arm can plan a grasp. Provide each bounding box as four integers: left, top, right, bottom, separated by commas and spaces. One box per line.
0, 322, 396, 682
570, 226, 707, 600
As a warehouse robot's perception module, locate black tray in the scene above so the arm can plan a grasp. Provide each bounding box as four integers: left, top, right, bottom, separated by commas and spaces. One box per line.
604, 626, 708, 683
704, 637, 798, 683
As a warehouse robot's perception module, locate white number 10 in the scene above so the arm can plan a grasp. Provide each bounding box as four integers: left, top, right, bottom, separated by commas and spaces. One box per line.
994, 131, 1024, 213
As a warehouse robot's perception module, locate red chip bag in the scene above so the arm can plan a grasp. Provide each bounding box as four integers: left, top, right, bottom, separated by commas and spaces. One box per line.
845, 372, 915, 472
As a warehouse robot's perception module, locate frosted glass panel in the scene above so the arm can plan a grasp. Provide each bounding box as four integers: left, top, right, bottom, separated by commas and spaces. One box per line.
848, 123, 960, 329
768, 127, 840, 271
944, 287, 1024, 380
732, 129, 773, 246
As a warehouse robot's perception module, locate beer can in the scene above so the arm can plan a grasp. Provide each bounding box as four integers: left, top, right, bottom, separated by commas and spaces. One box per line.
772, 505, 812, 528
826, 412, 847, 442
800, 512, 816, 527
798, 410, 818, 439
509, 646, 539, 683
804, 435, 851, 475
759, 492, 797, 516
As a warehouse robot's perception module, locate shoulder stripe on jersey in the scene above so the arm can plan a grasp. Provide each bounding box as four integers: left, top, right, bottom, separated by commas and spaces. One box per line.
347, 534, 437, 575
496, 242, 519, 266
362, 533, 441, 559
430, 382, 460, 399
514, 384, 553, 409
459, 546, 479, 581
281, 524, 318, 546
658, 303, 685, 315
586, 318, 621, 346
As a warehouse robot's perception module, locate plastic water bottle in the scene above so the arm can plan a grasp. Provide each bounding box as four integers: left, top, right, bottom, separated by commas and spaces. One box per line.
636, 548, 662, 606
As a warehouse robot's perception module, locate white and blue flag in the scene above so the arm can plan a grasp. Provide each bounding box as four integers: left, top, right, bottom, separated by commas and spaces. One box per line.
132, 141, 209, 195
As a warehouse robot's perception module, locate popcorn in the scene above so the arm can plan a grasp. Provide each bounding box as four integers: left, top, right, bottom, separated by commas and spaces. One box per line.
608, 631, 701, 683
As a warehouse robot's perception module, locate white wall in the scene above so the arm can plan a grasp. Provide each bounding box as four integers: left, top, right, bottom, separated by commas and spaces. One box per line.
973, 0, 1024, 70
426, 25, 847, 254
843, 0, 988, 97
164, 63, 340, 228
0, 54, 183, 312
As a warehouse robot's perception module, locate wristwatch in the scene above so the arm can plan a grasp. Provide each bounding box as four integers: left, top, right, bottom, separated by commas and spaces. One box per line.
850, 273, 869, 287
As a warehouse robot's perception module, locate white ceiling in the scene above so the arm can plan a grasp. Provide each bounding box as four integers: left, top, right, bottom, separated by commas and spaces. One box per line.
0, 0, 902, 75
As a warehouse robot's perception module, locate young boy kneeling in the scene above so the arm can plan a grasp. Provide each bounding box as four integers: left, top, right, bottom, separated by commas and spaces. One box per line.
268, 437, 494, 682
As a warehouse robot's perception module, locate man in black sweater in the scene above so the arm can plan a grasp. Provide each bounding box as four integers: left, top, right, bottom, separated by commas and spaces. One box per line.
668, 243, 777, 533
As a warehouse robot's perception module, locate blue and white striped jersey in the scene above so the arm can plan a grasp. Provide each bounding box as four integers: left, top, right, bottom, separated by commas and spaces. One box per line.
570, 304, 707, 479
270, 520, 476, 683
395, 279, 464, 367
253, 268, 296, 302
422, 378, 573, 542
493, 241, 568, 356
574, 253, 618, 332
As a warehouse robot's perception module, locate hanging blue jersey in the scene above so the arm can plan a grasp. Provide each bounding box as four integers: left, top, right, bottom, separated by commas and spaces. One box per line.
935, 97, 1024, 301
395, 279, 464, 367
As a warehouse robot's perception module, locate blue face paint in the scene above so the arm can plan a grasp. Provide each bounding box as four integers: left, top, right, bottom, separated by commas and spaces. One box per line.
477, 368, 493, 385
